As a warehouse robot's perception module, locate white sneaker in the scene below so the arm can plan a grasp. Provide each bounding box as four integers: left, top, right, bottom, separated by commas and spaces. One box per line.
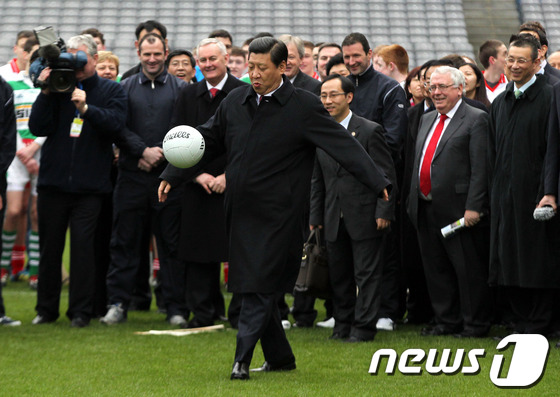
282, 320, 291, 330
100, 304, 126, 325
376, 317, 395, 331
316, 317, 335, 328
168, 315, 188, 328
0, 316, 21, 326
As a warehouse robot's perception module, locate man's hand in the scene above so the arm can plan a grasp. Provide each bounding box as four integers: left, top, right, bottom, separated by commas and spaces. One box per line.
138, 158, 153, 172
381, 188, 389, 202
158, 180, 172, 202
142, 147, 164, 167
209, 173, 226, 194
464, 210, 481, 227
38, 67, 51, 95
195, 173, 215, 194
376, 218, 391, 230
16, 142, 40, 164
71, 87, 88, 115
25, 158, 39, 175
537, 194, 557, 212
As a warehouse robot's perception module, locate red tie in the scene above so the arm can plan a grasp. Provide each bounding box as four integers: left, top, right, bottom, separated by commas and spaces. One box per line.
420, 114, 448, 197
210, 88, 219, 98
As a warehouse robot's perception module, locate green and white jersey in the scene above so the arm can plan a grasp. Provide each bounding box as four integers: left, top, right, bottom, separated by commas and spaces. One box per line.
7, 73, 44, 149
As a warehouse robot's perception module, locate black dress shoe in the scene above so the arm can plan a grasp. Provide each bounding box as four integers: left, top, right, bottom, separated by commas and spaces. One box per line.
454, 328, 489, 339
71, 317, 90, 328
250, 361, 296, 372
187, 318, 213, 329
421, 326, 458, 336
230, 362, 250, 380
344, 335, 375, 343
329, 332, 349, 340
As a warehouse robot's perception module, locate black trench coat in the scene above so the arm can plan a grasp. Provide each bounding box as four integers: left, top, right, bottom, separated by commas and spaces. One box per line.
164, 77, 390, 294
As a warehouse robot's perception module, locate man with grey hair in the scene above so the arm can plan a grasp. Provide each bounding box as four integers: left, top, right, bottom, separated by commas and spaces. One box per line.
29, 34, 127, 327
278, 35, 321, 95
407, 66, 492, 338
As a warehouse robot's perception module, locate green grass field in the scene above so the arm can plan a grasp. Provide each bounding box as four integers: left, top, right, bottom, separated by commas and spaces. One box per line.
1, 281, 559, 396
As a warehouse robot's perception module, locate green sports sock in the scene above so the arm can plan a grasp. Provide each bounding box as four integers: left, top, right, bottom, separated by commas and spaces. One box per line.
1, 230, 16, 272
28, 231, 40, 277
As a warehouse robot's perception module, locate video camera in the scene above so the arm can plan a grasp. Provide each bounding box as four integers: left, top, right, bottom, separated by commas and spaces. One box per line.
28, 26, 88, 93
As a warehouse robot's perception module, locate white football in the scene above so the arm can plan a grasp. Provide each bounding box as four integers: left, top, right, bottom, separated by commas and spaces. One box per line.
163, 125, 205, 168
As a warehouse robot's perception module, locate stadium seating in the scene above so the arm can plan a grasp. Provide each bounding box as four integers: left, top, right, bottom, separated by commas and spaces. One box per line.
0, 0, 500, 72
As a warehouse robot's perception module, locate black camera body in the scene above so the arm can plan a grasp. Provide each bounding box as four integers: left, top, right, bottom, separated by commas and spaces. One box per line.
29, 26, 88, 93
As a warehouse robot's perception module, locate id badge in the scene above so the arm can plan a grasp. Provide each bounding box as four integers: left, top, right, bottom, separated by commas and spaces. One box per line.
70, 118, 83, 138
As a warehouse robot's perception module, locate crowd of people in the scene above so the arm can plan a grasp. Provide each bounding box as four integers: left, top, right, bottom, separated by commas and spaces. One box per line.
1, 17, 560, 378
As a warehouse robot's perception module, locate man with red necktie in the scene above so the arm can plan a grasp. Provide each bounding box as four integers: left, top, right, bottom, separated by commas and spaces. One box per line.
407, 66, 493, 338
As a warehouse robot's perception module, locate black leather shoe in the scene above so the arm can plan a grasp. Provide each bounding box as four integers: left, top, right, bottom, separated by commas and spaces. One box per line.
421, 326, 458, 336
187, 318, 213, 329
230, 362, 250, 380
250, 361, 296, 372
71, 317, 90, 328
344, 335, 375, 343
329, 332, 349, 340
454, 328, 489, 339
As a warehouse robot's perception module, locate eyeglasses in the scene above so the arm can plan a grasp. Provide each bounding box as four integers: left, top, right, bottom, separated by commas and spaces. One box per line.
320, 92, 346, 99
506, 57, 531, 65
170, 60, 192, 67
428, 84, 456, 92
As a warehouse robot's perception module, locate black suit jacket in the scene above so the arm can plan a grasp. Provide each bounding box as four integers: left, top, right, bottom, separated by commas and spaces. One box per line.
292, 71, 321, 95
407, 100, 489, 229
310, 114, 397, 242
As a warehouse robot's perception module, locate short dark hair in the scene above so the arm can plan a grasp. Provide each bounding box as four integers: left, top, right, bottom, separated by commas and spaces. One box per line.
439, 53, 466, 68
230, 46, 247, 59
23, 38, 39, 53
479, 40, 505, 69
166, 49, 195, 69
321, 74, 355, 95
341, 33, 370, 53
209, 29, 233, 44
318, 42, 342, 56
325, 53, 345, 75
520, 21, 548, 46
423, 59, 453, 79
81, 28, 105, 45
248, 37, 287, 67
135, 20, 167, 39
509, 33, 541, 61
16, 30, 33, 44
254, 32, 274, 39
138, 32, 167, 54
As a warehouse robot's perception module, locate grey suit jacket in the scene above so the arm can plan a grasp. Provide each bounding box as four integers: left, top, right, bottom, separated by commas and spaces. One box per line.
407, 100, 489, 229
310, 114, 397, 242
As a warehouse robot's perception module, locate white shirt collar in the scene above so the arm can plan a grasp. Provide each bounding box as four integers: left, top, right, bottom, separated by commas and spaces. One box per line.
440, 98, 462, 120
257, 78, 284, 103
515, 74, 537, 93
339, 110, 352, 129
206, 74, 228, 92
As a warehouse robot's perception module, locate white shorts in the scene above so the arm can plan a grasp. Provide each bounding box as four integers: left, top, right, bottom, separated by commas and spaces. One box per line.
6, 157, 38, 195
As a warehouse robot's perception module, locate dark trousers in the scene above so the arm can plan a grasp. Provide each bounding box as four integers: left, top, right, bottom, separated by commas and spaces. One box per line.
378, 225, 403, 321
93, 192, 112, 317
417, 200, 492, 332
235, 292, 295, 366
106, 172, 181, 313
36, 190, 103, 320
327, 218, 384, 339
0, 183, 6, 316
506, 287, 554, 334
184, 261, 221, 324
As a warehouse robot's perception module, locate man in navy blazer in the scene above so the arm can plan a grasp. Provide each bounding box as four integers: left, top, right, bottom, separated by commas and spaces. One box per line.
407, 66, 492, 337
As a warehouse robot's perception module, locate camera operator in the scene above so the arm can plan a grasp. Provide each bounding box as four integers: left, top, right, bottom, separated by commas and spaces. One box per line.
28, 34, 127, 328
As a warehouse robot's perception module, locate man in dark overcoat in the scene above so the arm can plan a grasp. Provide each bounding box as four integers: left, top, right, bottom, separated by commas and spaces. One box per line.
489, 34, 560, 335
161, 38, 248, 328
159, 38, 390, 380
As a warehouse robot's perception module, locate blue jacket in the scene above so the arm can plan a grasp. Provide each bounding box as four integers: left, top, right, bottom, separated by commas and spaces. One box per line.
29, 73, 127, 194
